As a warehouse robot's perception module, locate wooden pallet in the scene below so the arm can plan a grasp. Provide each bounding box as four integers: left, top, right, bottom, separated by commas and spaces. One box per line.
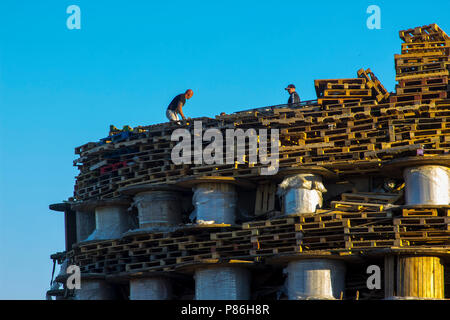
396, 84, 450, 95
331, 201, 386, 212
395, 69, 449, 81
317, 98, 364, 105
402, 208, 439, 217
399, 24, 450, 43
297, 220, 350, 231
254, 182, 277, 216
389, 91, 447, 103
400, 41, 450, 54
250, 245, 303, 256
346, 239, 399, 249
396, 230, 450, 240
396, 55, 450, 67
322, 89, 372, 98
357, 68, 390, 102
398, 76, 448, 88
394, 217, 450, 231
242, 217, 297, 229
210, 229, 257, 240
340, 192, 402, 204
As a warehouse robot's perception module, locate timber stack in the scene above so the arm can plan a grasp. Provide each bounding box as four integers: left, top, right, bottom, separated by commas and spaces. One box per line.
48, 24, 450, 300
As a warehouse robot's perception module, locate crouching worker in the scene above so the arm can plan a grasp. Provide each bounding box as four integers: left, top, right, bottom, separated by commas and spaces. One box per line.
166, 89, 194, 122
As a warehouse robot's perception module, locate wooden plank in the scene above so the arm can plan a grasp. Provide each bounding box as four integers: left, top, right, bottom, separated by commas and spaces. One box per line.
396, 256, 444, 298
384, 255, 395, 298
254, 183, 264, 216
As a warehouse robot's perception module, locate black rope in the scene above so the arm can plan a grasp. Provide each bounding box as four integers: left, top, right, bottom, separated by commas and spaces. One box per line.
50, 259, 56, 286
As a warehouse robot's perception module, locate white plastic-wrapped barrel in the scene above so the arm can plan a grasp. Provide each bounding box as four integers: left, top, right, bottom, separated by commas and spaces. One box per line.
129, 277, 172, 300
192, 183, 237, 224
285, 259, 345, 300
277, 174, 327, 215
85, 205, 131, 241
133, 191, 182, 230
195, 266, 251, 300
74, 279, 118, 300
403, 165, 450, 205
75, 210, 95, 242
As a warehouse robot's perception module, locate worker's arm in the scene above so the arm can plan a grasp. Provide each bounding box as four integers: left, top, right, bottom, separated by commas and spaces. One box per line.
177, 102, 186, 120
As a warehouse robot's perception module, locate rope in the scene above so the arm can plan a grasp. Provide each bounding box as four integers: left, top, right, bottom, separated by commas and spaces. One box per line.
50, 259, 56, 286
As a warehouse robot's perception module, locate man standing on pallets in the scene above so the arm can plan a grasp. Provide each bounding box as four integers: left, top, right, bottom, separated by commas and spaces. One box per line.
166, 89, 194, 122
285, 84, 300, 105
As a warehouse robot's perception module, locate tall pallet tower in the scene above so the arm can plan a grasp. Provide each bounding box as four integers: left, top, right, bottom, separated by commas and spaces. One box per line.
48, 24, 450, 300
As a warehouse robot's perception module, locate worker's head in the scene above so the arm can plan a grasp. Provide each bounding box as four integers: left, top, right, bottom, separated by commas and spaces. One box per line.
285, 84, 296, 94
185, 89, 194, 99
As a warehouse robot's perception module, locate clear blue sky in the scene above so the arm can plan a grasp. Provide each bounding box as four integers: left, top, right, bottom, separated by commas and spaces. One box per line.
0, 0, 449, 299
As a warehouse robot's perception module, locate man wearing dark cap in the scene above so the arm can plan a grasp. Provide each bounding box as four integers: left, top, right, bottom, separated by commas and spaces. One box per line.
166, 89, 194, 122
285, 84, 300, 105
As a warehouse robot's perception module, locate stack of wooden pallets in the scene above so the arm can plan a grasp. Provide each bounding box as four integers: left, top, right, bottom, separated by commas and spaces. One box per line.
391, 23, 450, 105
72, 99, 450, 201
314, 77, 370, 106
394, 207, 450, 247
314, 68, 389, 106
67, 203, 450, 276
50, 24, 450, 301
357, 68, 390, 103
